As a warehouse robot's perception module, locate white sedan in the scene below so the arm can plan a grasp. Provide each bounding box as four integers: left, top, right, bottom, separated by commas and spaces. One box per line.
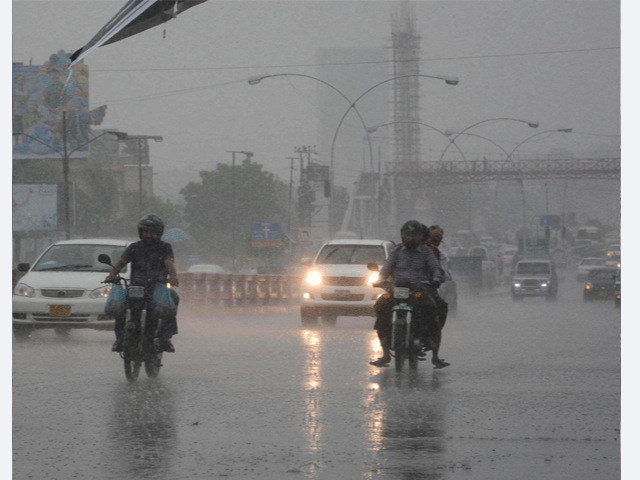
13, 238, 132, 340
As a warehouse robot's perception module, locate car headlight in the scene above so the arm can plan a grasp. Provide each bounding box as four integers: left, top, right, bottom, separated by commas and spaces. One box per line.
512, 282, 521, 288
14, 283, 35, 298
305, 271, 322, 286
367, 273, 380, 285
88, 285, 112, 299
541, 282, 548, 287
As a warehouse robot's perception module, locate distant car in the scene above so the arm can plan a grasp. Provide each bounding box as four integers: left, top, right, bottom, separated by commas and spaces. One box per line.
187, 264, 226, 274
614, 268, 621, 308
583, 267, 618, 302
12, 238, 132, 340
300, 239, 395, 326
576, 257, 606, 281
604, 249, 621, 268
511, 258, 558, 301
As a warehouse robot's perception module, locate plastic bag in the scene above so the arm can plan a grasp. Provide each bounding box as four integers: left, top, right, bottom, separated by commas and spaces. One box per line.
104, 283, 126, 317
152, 283, 177, 317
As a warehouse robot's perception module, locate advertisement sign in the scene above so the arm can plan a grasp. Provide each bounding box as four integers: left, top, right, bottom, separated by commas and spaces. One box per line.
252, 222, 282, 248
298, 227, 313, 245
13, 185, 58, 232
12, 50, 108, 160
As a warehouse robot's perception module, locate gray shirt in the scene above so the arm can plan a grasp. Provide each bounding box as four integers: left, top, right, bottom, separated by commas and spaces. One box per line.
379, 244, 445, 285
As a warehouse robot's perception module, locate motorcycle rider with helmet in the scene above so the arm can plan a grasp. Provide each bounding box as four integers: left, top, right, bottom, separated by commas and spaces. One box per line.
105, 214, 180, 353
369, 220, 449, 369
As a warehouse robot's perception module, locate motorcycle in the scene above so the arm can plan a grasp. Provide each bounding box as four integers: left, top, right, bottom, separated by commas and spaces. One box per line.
368, 263, 435, 372
99, 254, 170, 382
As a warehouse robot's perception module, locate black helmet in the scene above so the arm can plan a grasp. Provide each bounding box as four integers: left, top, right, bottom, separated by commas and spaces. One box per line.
137, 214, 165, 239
400, 220, 425, 248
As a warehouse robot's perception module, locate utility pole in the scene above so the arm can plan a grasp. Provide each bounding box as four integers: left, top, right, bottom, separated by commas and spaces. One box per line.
226, 150, 254, 272
285, 157, 297, 242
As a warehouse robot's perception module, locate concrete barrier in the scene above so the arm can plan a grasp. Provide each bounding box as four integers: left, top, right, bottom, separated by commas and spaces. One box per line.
178, 272, 300, 312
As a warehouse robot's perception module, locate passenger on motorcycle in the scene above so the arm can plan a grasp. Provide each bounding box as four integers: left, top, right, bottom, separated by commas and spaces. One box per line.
105, 214, 180, 353
426, 225, 451, 330
369, 220, 449, 369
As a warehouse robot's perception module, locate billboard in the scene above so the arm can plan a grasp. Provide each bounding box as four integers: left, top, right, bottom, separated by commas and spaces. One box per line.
13, 185, 58, 232
12, 50, 108, 160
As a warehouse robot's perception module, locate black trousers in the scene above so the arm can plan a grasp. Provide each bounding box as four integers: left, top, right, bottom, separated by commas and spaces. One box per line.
373, 293, 441, 350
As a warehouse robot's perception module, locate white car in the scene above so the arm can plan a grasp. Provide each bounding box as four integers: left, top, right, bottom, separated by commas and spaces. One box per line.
187, 264, 226, 274
12, 238, 133, 340
300, 239, 395, 326
576, 257, 606, 281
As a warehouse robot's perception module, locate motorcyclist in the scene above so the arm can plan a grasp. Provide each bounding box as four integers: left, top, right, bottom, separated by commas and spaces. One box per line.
369, 220, 449, 369
105, 214, 180, 353
426, 225, 451, 330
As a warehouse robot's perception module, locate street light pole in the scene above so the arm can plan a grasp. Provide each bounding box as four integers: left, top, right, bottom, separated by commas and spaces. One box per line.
505, 128, 573, 161
12, 115, 122, 239
437, 117, 539, 163
226, 150, 254, 272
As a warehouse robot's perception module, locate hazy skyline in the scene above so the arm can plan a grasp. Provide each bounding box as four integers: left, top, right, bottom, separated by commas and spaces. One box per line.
12, 0, 622, 205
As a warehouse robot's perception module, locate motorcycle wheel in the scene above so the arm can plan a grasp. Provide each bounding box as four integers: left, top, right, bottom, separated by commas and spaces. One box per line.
408, 337, 420, 371
145, 353, 163, 378
123, 330, 141, 383
124, 358, 141, 382
393, 324, 407, 373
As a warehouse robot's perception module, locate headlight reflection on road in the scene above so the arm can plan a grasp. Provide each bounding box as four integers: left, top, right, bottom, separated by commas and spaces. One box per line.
301, 329, 323, 454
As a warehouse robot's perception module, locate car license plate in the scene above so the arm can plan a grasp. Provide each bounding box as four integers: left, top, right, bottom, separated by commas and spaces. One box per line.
49, 305, 71, 317
335, 290, 351, 300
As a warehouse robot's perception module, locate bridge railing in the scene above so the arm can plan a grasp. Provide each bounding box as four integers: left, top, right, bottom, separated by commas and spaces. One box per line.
178, 272, 301, 311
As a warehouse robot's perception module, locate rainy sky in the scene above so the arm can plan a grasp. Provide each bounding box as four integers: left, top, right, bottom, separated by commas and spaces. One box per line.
9, 1, 628, 199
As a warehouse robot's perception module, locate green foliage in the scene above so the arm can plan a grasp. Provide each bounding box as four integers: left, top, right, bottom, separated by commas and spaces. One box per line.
180, 158, 289, 258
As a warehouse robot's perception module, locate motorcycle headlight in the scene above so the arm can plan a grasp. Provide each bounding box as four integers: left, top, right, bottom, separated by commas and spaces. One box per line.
14, 283, 35, 298
367, 273, 380, 285
88, 285, 112, 299
305, 271, 322, 286
393, 287, 410, 299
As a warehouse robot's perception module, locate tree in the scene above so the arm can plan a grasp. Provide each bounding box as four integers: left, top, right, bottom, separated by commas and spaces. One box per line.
180, 158, 289, 259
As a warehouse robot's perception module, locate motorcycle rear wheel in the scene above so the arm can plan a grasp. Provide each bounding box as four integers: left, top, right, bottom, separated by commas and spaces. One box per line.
393, 324, 407, 372
408, 337, 420, 371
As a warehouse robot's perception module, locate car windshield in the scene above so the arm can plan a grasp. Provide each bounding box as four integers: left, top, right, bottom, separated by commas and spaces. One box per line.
589, 270, 617, 281
582, 259, 604, 266
34, 244, 127, 272
315, 245, 385, 265
516, 262, 550, 275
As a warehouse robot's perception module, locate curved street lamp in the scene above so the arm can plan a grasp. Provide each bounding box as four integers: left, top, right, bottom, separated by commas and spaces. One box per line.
367, 120, 468, 162
330, 74, 459, 171
12, 117, 123, 239
437, 117, 538, 163
248, 73, 375, 170
505, 128, 573, 161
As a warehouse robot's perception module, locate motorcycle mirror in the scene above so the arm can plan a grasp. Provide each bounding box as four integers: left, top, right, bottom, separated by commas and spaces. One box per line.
367, 262, 379, 272
98, 254, 113, 266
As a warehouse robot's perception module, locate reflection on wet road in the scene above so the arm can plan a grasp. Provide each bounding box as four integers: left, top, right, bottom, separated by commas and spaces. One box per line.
107, 381, 177, 479
13, 286, 620, 479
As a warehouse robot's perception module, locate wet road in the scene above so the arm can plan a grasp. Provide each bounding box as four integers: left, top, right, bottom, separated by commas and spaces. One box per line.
13, 278, 620, 479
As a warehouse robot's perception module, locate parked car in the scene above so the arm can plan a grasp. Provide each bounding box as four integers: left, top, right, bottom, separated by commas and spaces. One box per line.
12, 238, 133, 340
511, 258, 558, 301
299, 239, 395, 326
576, 257, 606, 281
583, 267, 618, 302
